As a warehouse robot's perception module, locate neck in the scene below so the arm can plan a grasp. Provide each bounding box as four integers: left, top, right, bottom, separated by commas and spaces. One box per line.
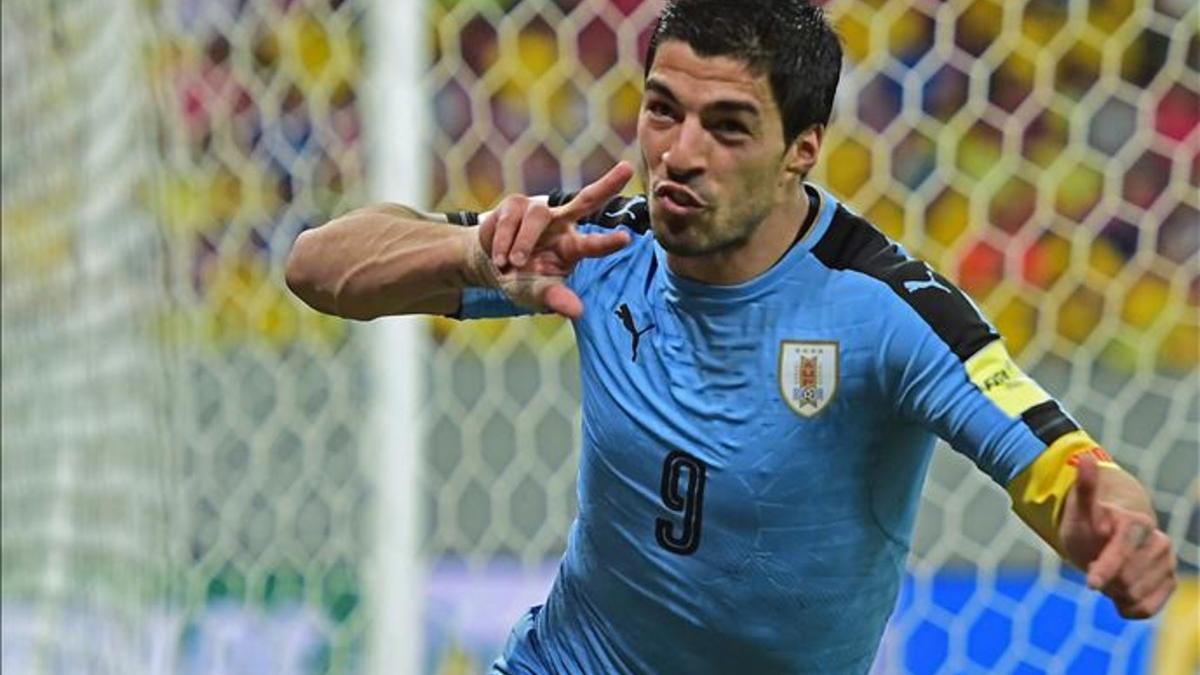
667, 184, 809, 285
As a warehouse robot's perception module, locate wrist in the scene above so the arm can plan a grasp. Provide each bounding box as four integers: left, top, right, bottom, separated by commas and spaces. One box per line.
1093, 464, 1154, 517
459, 225, 500, 289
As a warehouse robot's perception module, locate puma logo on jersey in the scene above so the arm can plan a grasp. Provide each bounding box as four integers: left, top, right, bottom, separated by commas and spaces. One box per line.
603, 196, 647, 221
903, 269, 951, 295
615, 303, 655, 362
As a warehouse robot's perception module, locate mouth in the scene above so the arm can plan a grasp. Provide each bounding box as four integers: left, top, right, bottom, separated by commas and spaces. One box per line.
653, 182, 706, 216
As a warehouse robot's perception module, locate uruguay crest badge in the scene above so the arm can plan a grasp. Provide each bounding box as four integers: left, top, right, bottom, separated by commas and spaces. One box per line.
779, 341, 839, 417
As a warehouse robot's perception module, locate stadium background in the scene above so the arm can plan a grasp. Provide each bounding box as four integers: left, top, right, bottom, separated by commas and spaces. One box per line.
1, 0, 1196, 673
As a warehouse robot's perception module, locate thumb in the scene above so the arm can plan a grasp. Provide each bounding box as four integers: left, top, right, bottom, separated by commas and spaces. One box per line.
499, 274, 584, 320
541, 283, 584, 320
1073, 453, 1107, 536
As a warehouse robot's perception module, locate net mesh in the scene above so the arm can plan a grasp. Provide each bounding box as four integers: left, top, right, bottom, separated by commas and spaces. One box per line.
422, 0, 1198, 671
2, 0, 376, 673
2, 1, 172, 671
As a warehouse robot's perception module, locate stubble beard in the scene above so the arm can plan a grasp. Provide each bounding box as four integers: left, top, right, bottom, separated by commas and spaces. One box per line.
650, 202, 769, 258
639, 153, 772, 259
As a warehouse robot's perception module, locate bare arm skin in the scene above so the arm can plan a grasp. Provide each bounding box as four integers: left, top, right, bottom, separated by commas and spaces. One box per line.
285, 163, 635, 321
285, 204, 476, 319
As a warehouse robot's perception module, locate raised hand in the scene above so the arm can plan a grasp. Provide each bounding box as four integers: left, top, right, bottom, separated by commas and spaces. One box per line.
471, 162, 635, 319
1059, 454, 1177, 619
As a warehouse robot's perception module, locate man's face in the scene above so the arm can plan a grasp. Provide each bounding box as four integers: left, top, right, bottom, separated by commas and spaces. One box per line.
638, 40, 793, 257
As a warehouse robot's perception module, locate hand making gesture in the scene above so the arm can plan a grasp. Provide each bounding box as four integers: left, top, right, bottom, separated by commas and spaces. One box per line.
470, 162, 636, 319
1060, 454, 1177, 619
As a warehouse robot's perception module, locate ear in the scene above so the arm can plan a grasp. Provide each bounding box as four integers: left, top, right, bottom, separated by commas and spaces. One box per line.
784, 124, 824, 180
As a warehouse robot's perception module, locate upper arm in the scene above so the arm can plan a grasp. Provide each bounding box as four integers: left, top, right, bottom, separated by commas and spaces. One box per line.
808, 212, 1053, 482
876, 267, 1114, 551
881, 305, 1078, 483
806, 209, 1047, 482
808, 209, 1080, 484
809, 207, 1113, 552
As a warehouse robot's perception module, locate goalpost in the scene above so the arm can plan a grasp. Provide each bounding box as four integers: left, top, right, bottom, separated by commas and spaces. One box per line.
363, 1, 425, 674
2, 0, 421, 672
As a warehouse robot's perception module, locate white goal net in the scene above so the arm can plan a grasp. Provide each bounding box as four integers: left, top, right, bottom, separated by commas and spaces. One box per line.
2, 1, 172, 672
3, 0, 378, 673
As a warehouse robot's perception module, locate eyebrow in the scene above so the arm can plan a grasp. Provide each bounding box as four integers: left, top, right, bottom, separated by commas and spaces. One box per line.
645, 78, 761, 118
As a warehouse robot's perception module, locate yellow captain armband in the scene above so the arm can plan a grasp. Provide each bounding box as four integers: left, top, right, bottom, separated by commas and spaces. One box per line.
965, 340, 1052, 416
1005, 430, 1122, 556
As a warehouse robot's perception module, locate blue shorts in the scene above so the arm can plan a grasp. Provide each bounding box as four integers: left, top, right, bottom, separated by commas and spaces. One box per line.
489, 605, 551, 675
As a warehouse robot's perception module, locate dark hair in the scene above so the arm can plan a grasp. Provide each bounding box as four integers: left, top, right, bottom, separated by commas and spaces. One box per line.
644, 0, 843, 145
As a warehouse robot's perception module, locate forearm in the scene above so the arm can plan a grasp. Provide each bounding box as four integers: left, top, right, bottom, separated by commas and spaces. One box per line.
285, 204, 490, 320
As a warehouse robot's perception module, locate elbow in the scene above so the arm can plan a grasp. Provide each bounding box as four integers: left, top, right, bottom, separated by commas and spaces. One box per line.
285, 229, 343, 316
285, 230, 318, 302
285, 230, 379, 321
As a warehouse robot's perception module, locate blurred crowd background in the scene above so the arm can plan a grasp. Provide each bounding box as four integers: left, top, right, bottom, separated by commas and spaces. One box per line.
144, 0, 1198, 370
423, 0, 1197, 371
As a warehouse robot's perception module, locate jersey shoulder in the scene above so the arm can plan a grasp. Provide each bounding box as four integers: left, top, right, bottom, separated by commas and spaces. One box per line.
442, 191, 650, 234
550, 190, 651, 234
810, 204, 998, 360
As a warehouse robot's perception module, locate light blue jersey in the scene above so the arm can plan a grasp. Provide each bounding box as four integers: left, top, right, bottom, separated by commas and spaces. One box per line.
451, 185, 1079, 674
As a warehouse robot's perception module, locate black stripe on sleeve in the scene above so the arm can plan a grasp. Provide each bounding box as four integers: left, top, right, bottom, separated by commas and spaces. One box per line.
811, 206, 999, 361
443, 190, 571, 226
444, 210, 479, 226
547, 189, 573, 207
1020, 400, 1081, 445
444, 192, 650, 234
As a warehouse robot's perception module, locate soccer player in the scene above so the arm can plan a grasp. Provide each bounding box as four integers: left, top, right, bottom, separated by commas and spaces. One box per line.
285, 1, 1177, 672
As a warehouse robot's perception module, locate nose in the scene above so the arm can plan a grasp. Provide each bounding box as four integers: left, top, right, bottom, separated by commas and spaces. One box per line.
663, 117, 706, 183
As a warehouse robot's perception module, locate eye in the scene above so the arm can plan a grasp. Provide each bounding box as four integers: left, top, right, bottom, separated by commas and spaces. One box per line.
712, 119, 749, 136
646, 101, 675, 119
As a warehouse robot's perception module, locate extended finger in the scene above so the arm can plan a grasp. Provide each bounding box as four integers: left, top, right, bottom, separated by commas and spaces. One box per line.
554, 162, 634, 223
508, 201, 554, 268
1073, 453, 1102, 531
1087, 518, 1141, 589
559, 230, 632, 262
491, 196, 528, 267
